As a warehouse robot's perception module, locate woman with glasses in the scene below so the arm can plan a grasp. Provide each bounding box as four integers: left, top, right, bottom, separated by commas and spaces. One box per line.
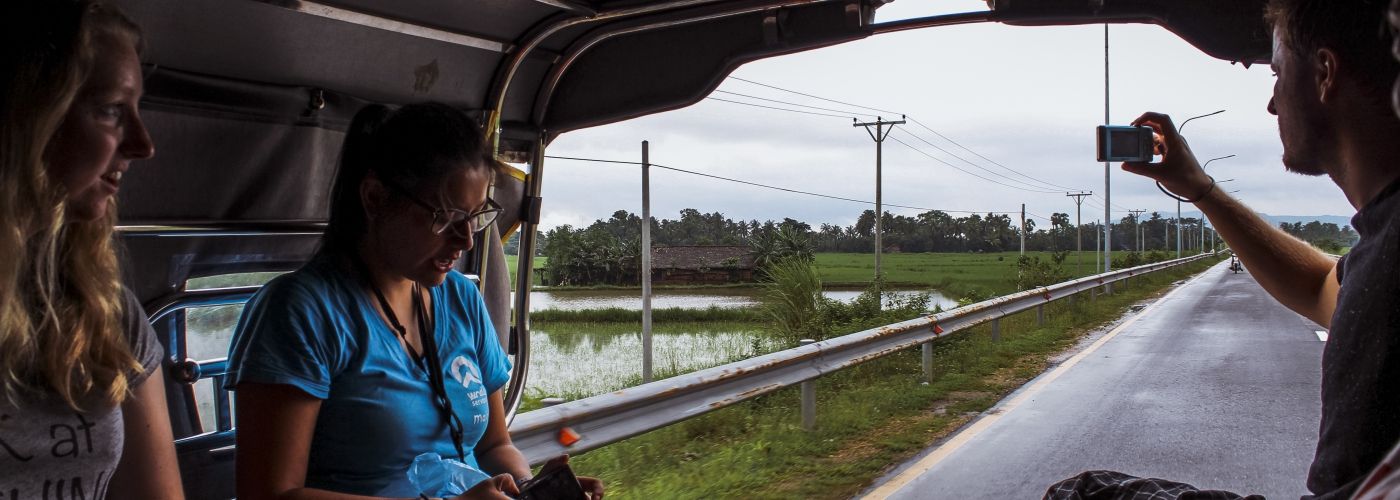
226, 103, 600, 500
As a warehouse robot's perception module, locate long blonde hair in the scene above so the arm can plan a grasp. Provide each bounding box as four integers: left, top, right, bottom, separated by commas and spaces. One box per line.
0, 1, 145, 409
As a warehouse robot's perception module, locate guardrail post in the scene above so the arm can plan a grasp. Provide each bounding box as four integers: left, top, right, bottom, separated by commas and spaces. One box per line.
800, 339, 816, 431
1036, 304, 1045, 326
922, 342, 933, 384
991, 318, 1001, 341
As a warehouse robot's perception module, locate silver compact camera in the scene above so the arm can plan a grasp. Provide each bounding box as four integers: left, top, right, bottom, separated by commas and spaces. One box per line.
1095, 125, 1155, 162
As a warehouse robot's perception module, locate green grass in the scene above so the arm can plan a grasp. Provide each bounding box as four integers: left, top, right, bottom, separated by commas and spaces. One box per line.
561, 256, 1223, 499
513, 251, 1145, 296
813, 251, 1109, 298
505, 255, 546, 276
529, 306, 762, 323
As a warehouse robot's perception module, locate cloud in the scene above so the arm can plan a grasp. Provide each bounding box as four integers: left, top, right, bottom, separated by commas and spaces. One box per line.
539, 19, 1354, 233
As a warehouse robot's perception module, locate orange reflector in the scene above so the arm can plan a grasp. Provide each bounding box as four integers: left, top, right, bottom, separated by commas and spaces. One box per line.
933, 324, 944, 335
557, 427, 581, 447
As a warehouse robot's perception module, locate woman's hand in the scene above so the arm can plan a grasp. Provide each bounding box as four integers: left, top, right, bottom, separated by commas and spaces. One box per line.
577, 476, 605, 499
1124, 111, 1216, 201
451, 474, 519, 500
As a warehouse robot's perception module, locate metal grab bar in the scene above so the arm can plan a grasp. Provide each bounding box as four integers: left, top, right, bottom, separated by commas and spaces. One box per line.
507, 253, 1216, 463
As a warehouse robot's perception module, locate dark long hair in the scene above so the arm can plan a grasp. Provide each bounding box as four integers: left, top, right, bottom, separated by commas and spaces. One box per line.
321, 102, 493, 256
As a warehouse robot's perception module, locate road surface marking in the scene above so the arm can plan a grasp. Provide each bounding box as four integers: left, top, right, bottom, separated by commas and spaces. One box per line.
1315, 330, 1328, 342
861, 263, 1218, 499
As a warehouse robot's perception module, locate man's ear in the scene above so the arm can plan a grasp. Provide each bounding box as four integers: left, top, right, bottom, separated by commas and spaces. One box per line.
360, 171, 389, 222
1315, 47, 1340, 104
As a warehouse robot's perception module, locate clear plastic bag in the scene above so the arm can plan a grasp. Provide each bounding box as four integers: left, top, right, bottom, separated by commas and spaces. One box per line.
407, 452, 492, 497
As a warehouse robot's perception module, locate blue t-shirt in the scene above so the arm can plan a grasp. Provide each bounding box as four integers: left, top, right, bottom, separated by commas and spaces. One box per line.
226, 256, 512, 497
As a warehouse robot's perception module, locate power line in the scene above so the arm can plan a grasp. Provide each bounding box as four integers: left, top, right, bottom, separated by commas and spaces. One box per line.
728, 76, 901, 116
716, 79, 1098, 201
704, 97, 854, 119
893, 128, 1069, 194
712, 90, 878, 117
544, 155, 644, 165
907, 118, 1081, 192
543, 154, 1017, 215
726, 76, 1087, 193
714, 87, 1071, 194
887, 135, 1062, 194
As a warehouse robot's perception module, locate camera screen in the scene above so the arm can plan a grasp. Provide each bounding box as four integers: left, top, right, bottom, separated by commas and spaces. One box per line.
1108, 130, 1140, 158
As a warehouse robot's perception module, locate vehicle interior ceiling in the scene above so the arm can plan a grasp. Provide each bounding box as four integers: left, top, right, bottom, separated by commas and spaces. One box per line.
108, 0, 1268, 496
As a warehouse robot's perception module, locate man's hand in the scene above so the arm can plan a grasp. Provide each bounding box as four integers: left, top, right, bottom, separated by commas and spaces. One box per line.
1123, 112, 1216, 201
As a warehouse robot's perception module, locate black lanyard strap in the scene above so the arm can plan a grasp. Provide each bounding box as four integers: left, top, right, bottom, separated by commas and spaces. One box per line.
357, 258, 468, 461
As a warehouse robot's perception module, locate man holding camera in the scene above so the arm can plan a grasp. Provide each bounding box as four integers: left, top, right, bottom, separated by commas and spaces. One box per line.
1050, 1, 1400, 498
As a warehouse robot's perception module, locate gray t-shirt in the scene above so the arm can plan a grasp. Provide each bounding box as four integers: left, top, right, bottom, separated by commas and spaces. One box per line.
1306, 179, 1400, 499
0, 289, 163, 500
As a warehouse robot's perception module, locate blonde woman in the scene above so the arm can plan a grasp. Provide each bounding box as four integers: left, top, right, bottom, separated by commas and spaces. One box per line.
0, 1, 183, 498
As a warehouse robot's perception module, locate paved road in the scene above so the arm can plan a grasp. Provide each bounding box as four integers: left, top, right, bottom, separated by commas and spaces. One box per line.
865, 260, 1325, 500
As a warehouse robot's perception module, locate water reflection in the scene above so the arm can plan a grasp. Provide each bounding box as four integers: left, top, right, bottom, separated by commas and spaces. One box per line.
521, 289, 957, 312
179, 288, 954, 424
526, 325, 766, 398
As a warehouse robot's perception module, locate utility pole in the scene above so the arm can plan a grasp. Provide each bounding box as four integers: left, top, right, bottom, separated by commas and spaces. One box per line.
1020, 203, 1026, 257
1095, 219, 1101, 272
641, 141, 653, 383
1129, 209, 1146, 252
1067, 192, 1091, 275
1103, 24, 1113, 284
1196, 154, 1233, 257
853, 115, 905, 282
1200, 217, 1206, 254
1176, 202, 1182, 258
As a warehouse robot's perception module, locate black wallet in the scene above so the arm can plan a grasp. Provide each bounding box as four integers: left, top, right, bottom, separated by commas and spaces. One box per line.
516, 460, 588, 500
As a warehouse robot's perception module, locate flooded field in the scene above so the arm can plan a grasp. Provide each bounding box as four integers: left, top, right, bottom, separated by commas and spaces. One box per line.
525, 323, 769, 399
178, 287, 951, 429
523, 288, 957, 312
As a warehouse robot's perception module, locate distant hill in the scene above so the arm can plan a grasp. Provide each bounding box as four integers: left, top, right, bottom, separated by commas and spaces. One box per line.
1183, 211, 1354, 229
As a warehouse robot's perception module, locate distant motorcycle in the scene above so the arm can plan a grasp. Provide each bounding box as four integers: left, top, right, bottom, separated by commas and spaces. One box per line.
1229, 256, 1243, 274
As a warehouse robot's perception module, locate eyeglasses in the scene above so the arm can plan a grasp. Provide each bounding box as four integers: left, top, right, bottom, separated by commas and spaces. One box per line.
382, 179, 503, 238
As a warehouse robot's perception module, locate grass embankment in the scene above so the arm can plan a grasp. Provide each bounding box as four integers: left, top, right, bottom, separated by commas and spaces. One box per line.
814, 251, 1108, 298
509, 251, 1202, 296
561, 256, 1222, 500
530, 306, 761, 323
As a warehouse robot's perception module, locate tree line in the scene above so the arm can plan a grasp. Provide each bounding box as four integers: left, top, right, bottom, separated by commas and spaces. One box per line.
1277, 221, 1358, 253
515, 208, 1230, 286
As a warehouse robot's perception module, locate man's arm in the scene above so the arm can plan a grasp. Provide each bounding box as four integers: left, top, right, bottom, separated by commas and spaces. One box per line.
1127, 112, 1339, 327
1193, 187, 1339, 326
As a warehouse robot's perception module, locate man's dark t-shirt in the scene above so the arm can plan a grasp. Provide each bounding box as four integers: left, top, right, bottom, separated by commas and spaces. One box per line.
1307, 178, 1400, 499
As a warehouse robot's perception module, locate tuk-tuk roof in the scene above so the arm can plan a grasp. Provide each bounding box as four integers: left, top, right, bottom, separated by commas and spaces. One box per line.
110, 0, 1270, 230
116, 0, 1269, 145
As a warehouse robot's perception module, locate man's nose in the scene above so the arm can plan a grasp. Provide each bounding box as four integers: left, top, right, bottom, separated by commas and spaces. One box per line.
1266, 96, 1277, 116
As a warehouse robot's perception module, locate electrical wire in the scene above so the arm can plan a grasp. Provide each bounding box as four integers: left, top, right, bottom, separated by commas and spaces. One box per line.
726, 76, 1087, 193
704, 97, 853, 119
727, 76, 902, 116
888, 135, 1062, 194
712, 90, 878, 117
907, 118, 1081, 192
543, 154, 1017, 215
893, 128, 1069, 194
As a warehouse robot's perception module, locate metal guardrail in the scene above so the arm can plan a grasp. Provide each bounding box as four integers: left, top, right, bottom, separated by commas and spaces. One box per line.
508, 253, 1217, 463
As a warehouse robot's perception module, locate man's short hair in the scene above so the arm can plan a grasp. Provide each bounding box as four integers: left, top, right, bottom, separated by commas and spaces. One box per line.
1267, 0, 1399, 101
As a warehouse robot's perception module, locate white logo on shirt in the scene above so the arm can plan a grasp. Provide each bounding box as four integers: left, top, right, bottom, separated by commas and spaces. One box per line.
450, 356, 481, 388
449, 356, 489, 407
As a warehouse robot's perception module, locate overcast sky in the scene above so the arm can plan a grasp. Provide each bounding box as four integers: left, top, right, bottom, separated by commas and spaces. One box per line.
537, 1, 1350, 232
